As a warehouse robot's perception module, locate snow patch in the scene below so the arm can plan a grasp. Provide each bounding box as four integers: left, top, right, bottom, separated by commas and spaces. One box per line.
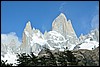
1, 51, 18, 66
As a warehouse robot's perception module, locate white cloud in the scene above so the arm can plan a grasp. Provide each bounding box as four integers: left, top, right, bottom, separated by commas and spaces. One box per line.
91, 5, 99, 29
91, 14, 99, 29
1, 32, 21, 47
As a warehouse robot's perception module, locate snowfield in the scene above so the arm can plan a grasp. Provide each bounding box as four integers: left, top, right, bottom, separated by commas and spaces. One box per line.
79, 38, 99, 50
1, 51, 18, 66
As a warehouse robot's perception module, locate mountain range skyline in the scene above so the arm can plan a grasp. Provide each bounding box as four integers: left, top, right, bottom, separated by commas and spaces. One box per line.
1, 7, 99, 65
1, 12, 99, 54
1, 1, 99, 41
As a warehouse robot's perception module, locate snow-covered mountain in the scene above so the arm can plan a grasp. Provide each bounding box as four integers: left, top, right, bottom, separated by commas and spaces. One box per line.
19, 21, 69, 55
73, 28, 99, 50
52, 13, 78, 44
1, 13, 99, 55
1, 50, 18, 66
19, 13, 81, 55
1, 13, 99, 65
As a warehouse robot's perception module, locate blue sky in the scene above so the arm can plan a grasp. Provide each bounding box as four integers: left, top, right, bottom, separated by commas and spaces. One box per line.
1, 1, 99, 40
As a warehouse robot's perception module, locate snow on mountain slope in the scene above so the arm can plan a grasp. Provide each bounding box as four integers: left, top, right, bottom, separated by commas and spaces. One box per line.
69, 44, 76, 50
22, 27, 55, 56
79, 38, 99, 50
45, 31, 69, 50
31, 32, 46, 46
1, 51, 18, 66
29, 30, 69, 55
1, 31, 99, 65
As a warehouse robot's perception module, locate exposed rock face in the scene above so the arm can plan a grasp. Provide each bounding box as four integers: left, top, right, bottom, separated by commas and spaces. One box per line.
38, 47, 99, 66
90, 28, 99, 42
72, 47, 99, 66
24, 21, 32, 33
52, 13, 67, 37
52, 13, 78, 44
20, 21, 48, 55
21, 21, 33, 54
22, 21, 32, 43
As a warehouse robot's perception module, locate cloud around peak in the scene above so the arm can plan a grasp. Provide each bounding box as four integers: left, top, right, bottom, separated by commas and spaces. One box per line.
1, 32, 21, 46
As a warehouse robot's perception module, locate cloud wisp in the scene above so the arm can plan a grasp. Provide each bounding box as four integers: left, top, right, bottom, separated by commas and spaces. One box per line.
59, 2, 67, 13
91, 5, 99, 29
91, 15, 99, 29
1, 32, 21, 47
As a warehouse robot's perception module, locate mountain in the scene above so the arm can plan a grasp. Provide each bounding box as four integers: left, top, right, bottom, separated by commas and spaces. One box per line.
19, 13, 76, 55
73, 28, 99, 50
1, 13, 99, 55
20, 21, 33, 54
19, 13, 99, 55
89, 28, 99, 42
1, 13, 99, 66
52, 13, 78, 44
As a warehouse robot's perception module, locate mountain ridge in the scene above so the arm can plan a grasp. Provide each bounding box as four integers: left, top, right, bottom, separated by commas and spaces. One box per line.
1, 13, 99, 56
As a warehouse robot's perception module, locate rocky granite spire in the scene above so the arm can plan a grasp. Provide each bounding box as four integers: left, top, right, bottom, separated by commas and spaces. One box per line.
21, 21, 32, 54
52, 13, 78, 44
24, 21, 32, 33
52, 13, 67, 37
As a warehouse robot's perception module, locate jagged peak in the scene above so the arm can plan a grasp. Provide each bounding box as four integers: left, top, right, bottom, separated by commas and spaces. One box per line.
52, 13, 67, 26
26, 21, 31, 27
24, 21, 32, 32
59, 13, 65, 16
59, 13, 67, 20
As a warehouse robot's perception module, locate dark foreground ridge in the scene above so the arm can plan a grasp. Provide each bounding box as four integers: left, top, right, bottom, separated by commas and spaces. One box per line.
1, 46, 99, 66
